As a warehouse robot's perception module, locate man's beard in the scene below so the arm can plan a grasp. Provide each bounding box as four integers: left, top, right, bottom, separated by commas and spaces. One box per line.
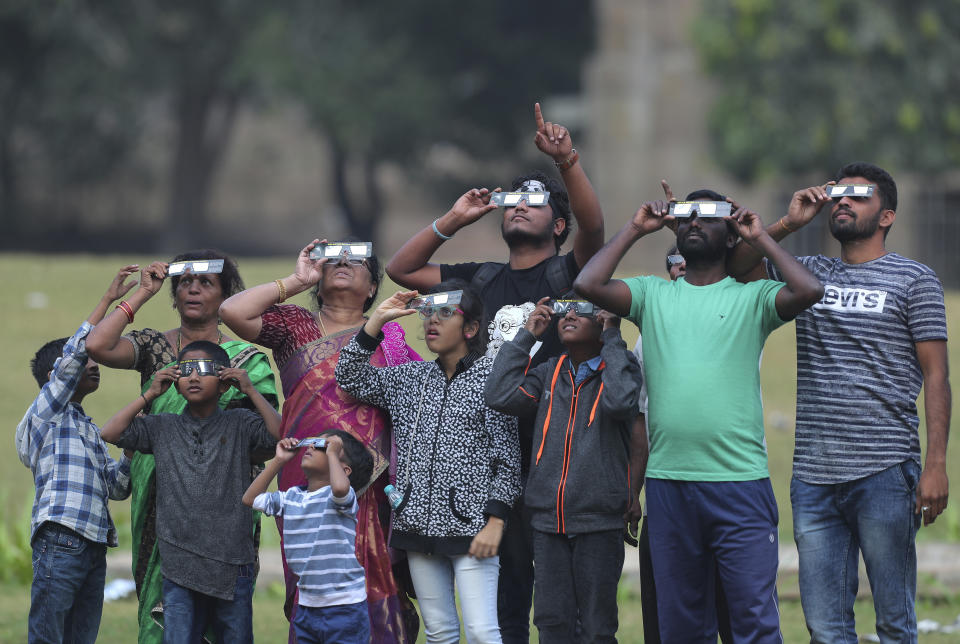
830, 207, 882, 242
502, 220, 554, 248
678, 232, 727, 265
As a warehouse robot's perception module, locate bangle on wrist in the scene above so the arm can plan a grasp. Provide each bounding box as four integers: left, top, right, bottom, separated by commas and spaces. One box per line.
140, 394, 149, 407
432, 219, 453, 241
275, 279, 287, 303
779, 218, 794, 234
115, 301, 135, 324
554, 149, 579, 172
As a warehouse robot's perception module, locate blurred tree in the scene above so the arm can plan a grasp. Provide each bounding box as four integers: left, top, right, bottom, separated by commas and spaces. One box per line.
0, 1, 137, 237
692, 1, 960, 181
264, 0, 594, 241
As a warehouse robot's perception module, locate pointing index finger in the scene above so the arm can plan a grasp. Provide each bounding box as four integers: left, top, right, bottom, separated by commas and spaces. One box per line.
660, 179, 676, 202
534, 102, 545, 131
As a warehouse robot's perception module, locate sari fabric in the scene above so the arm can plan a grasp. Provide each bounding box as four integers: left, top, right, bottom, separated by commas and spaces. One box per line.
124, 329, 278, 644
257, 304, 420, 644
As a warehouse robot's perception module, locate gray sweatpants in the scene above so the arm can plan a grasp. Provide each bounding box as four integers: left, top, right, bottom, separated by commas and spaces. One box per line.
532, 528, 624, 644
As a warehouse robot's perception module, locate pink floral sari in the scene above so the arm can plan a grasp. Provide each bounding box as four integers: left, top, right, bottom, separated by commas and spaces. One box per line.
257, 305, 419, 643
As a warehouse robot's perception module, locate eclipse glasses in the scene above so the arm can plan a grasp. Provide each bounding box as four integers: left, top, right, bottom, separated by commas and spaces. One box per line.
827, 184, 875, 199
177, 359, 222, 377
410, 290, 464, 319
297, 437, 328, 451
168, 260, 225, 276
309, 242, 373, 261
548, 299, 597, 317
668, 201, 732, 218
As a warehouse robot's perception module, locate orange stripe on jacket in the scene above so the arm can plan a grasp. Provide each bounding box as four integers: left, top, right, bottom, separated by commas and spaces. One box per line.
535, 356, 567, 465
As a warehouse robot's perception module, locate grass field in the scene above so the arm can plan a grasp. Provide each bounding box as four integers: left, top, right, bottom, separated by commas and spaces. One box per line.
2, 252, 959, 641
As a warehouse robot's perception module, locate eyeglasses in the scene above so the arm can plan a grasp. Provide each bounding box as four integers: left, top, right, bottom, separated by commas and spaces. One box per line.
490, 191, 551, 207
417, 305, 464, 320
178, 360, 222, 377
828, 184, 875, 201
297, 437, 327, 451
549, 300, 597, 317
669, 201, 732, 218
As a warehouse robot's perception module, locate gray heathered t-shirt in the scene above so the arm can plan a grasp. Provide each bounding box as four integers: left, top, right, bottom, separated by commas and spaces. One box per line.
766, 253, 947, 484
117, 407, 277, 599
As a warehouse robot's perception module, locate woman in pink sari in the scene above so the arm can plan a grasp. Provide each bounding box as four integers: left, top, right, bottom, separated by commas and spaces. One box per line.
220, 239, 420, 643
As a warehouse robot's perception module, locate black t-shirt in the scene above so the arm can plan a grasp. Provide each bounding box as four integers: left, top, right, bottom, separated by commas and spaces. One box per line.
441, 252, 580, 473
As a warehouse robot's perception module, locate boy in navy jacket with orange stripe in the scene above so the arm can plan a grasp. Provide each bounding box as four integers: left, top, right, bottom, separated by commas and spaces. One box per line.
485, 296, 641, 643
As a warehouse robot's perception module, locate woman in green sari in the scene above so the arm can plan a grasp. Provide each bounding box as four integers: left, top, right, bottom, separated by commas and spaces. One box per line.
87, 249, 278, 644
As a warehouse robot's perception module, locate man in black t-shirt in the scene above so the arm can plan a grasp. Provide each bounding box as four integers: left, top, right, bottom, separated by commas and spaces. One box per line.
386, 103, 605, 644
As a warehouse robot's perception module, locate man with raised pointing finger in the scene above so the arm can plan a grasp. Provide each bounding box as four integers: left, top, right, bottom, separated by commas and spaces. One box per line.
729, 162, 951, 643
575, 181, 823, 642
386, 103, 604, 643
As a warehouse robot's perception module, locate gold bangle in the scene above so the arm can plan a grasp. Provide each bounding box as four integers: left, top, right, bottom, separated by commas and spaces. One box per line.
779, 218, 794, 234
275, 279, 287, 303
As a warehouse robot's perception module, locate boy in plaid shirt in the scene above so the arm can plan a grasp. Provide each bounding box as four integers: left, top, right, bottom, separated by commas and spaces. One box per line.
16, 266, 138, 644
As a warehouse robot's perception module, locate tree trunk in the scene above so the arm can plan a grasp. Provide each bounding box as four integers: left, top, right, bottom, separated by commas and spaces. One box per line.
328, 137, 383, 244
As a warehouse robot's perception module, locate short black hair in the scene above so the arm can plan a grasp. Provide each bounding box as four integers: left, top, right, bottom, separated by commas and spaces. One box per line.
685, 188, 725, 202
835, 162, 897, 212
310, 237, 384, 313
511, 170, 572, 251
321, 429, 374, 490
178, 340, 230, 366
31, 338, 68, 388
168, 249, 245, 302
664, 245, 680, 273
427, 279, 487, 354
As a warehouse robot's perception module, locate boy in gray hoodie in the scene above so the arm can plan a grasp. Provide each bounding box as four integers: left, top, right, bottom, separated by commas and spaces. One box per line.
486, 296, 641, 643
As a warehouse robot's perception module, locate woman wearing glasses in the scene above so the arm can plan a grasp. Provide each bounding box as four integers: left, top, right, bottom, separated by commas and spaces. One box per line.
335, 280, 522, 644
219, 239, 421, 644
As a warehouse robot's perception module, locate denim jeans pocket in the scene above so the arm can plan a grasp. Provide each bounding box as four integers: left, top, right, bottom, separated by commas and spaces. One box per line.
896, 459, 921, 493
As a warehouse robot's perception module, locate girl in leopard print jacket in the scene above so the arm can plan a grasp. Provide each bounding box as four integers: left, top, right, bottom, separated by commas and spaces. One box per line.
335, 280, 520, 643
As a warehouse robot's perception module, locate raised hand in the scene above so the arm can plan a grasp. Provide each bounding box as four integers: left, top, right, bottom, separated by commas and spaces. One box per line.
273, 438, 300, 464
533, 102, 573, 161
291, 239, 328, 289
448, 188, 498, 228
145, 365, 178, 400
629, 180, 677, 235
524, 297, 554, 338
219, 367, 253, 394
725, 199, 766, 245
370, 290, 419, 326
104, 264, 140, 302
138, 261, 169, 297
784, 183, 834, 230
597, 310, 621, 332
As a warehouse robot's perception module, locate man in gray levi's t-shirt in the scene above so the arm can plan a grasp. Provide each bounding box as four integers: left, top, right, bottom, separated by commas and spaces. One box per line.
729, 162, 950, 643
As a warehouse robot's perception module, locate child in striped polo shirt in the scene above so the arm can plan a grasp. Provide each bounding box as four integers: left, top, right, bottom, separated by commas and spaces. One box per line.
243, 431, 373, 643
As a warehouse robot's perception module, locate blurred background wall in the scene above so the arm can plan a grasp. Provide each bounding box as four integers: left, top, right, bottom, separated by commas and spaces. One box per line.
2, 0, 958, 283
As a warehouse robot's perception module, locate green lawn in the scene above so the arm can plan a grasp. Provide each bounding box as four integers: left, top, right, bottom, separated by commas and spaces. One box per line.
2, 252, 958, 641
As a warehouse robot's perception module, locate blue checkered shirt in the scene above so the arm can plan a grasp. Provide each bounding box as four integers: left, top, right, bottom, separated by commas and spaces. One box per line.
16, 322, 131, 546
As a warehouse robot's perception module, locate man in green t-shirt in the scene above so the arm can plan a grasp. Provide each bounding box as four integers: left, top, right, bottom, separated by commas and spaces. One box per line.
575, 182, 823, 643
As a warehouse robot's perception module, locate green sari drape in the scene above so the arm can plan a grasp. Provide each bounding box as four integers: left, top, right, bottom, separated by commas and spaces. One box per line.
130, 341, 277, 644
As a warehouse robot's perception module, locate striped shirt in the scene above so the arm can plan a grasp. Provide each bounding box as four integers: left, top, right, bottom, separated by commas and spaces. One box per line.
766, 253, 947, 484
15, 322, 132, 546
254, 485, 366, 607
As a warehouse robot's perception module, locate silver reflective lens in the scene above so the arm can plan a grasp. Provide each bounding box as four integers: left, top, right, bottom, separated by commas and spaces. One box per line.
410, 290, 463, 309
827, 184, 875, 198
178, 359, 221, 377
549, 299, 597, 317
297, 437, 327, 450
667, 254, 685, 266
168, 259, 225, 276
490, 191, 552, 208
309, 241, 373, 260
668, 201, 731, 218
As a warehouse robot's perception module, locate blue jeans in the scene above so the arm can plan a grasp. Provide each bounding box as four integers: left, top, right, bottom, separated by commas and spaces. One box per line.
29, 522, 107, 644
792, 461, 922, 644
161, 563, 255, 644
407, 551, 501, 644
292, 601, 370, 644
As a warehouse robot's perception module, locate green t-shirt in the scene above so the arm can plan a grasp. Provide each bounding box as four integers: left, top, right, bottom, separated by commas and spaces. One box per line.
624, 275, 786, 481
